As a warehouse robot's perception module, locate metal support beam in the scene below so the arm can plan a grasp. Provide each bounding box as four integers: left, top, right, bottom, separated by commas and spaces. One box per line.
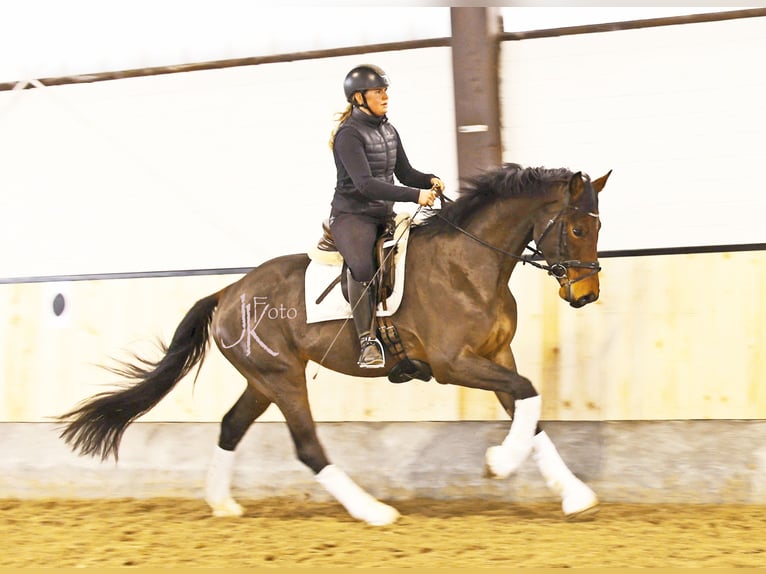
450, 7, 503, 182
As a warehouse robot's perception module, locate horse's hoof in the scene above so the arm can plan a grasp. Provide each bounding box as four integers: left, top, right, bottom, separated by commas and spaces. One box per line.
484, 444, 530, 479
208, 497, 244, 517
562, 484, 600, 520
359, 502, 400, 526
485, 445, 510, 478
564, 501, 600, 521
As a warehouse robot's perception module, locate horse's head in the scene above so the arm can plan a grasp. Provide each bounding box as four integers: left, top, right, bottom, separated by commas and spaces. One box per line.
532, 170, 611, 308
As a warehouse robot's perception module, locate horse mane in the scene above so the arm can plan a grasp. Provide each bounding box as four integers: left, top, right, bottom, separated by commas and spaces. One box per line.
413, 163, 574, 236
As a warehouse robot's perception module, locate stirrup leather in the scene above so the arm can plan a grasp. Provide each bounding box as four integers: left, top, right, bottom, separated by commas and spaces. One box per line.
358, 336, 385, 368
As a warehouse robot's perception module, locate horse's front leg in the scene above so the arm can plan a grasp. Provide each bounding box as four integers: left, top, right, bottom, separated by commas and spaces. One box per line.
433, 352, 542, 477
494, 391, 599, 518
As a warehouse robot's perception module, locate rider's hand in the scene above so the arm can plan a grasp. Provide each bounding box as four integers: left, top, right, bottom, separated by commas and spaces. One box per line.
418, 188, 437, 207
430, 177, 445, 193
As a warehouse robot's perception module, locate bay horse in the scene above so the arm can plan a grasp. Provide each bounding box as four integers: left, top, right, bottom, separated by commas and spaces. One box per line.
57, 163, 611, 525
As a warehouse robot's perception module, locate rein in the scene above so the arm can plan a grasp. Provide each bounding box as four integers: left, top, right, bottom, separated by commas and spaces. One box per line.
429, 194, 601, 284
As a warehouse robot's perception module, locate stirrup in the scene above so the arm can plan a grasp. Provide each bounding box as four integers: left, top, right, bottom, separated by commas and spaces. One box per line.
358, 336, 385, 368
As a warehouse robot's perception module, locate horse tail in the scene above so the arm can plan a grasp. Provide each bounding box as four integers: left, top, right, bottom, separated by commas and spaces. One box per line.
57, 291, 221, 461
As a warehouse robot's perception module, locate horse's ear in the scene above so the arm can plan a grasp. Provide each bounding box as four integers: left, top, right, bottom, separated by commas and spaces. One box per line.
568, 171, 584, 200
592, 170, 612, 193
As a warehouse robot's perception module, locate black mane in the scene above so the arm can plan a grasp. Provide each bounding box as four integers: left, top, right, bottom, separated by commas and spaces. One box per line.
414, 163, 574, 236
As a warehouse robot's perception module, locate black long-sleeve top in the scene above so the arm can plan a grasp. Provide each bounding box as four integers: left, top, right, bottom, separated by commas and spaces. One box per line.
331, 108, 435, 219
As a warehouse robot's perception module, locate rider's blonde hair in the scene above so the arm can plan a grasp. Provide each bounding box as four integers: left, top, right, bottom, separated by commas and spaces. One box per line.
328, 103, 353, 150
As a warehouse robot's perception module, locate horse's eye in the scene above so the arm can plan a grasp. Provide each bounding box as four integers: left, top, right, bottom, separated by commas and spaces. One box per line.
572, 226, 584, 238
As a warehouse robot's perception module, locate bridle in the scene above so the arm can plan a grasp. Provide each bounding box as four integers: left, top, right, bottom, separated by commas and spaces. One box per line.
528, 202, 601, 298
429, 191, 601, 292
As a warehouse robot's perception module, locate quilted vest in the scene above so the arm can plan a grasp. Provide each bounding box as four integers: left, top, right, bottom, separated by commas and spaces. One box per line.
332, 107, 398, 219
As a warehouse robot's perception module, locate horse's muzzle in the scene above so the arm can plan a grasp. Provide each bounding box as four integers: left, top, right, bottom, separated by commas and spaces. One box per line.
569, 291, 598, 308
556, 263, 600, 308
558, 276, 599, 308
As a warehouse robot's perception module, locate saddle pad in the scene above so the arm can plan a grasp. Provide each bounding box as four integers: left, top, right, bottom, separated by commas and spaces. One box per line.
304, 217, 411, 324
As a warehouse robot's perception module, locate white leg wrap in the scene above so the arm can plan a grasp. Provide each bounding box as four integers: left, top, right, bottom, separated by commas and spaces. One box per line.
205, 446, 244, 517
315, 464, 399, 526
532, 430, 599, 517
485, 395, 541, 479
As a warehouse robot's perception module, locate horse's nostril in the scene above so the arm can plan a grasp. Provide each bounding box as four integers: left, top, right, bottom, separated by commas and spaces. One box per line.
575, 293, 597, 307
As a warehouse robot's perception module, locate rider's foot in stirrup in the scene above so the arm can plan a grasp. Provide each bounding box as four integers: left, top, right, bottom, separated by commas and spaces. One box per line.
358, 337, 384, 368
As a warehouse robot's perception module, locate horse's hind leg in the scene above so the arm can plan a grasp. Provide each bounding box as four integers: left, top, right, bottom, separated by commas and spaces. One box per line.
206, 383, 272, 517
275, 380, 400, 526
492, 391, 599, 519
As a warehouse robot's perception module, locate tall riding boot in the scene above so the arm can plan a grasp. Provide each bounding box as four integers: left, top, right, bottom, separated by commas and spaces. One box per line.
346, 269, 385, 368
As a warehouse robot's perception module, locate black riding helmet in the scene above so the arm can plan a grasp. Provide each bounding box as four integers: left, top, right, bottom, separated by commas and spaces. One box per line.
343, 64, 390, 109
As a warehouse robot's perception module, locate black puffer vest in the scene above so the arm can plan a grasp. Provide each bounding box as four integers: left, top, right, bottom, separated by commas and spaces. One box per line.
332, 107, 398, 219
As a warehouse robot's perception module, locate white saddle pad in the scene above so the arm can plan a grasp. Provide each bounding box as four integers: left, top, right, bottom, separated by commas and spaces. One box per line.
304, 215, 411, 324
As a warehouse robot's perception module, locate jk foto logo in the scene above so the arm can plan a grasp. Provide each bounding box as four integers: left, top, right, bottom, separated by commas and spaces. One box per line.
219, 294, 297, 357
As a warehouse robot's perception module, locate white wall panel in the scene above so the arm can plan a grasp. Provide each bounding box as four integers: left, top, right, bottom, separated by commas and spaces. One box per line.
507, 250, 766, 421
500, 17, 766, 251
0, 2, 451, 83
0, 47, 457, 279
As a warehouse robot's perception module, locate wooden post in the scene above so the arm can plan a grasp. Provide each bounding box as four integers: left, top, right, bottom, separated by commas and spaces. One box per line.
450, 7, 503, 181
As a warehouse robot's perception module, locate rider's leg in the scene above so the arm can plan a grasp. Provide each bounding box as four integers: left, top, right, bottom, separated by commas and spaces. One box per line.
346, 267, 384, 368
330, 214, 385, 368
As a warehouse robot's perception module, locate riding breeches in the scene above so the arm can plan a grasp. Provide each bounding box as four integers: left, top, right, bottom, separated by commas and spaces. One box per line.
329, 213, 387, 283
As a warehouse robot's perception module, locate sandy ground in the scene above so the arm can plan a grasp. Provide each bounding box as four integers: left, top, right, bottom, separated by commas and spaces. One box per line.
1, 497, 765, 568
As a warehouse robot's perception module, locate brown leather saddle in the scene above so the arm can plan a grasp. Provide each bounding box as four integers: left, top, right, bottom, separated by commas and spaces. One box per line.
314, 217, 398, 309
313, 217, 432, 384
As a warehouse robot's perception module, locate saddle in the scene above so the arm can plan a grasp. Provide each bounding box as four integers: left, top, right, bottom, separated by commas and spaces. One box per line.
312, 215, 432, 385
314, 216, 399, 309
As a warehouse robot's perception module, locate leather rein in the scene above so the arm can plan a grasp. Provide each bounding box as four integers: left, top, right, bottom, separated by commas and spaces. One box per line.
429, 194, 601, 287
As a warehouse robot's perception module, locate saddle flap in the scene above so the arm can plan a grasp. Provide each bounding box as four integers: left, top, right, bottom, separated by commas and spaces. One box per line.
375, 236, 397, 307
305, 213, 411, 322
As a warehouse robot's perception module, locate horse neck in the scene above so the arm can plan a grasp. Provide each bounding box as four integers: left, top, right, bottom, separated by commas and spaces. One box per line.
459, 195, 542, 282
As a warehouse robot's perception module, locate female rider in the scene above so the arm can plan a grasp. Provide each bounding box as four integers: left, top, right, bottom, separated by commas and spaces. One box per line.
329, 64, 444, 368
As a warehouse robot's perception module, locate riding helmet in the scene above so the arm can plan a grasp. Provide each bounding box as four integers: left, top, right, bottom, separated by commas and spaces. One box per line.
343, 64, 390, 102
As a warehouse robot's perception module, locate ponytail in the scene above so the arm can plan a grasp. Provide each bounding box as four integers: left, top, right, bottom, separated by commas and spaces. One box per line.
328, 104, 353, 150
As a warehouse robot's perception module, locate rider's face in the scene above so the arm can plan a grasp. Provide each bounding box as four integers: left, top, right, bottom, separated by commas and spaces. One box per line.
359, 87, 388, 117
